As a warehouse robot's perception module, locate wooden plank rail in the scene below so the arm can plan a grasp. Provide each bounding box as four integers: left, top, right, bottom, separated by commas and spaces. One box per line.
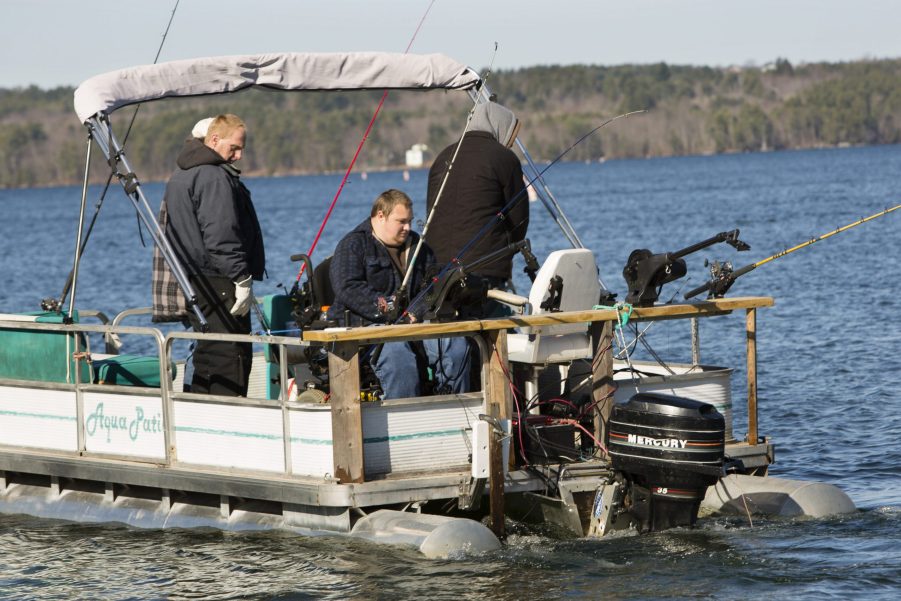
302, 297, 774, 344
746, 308, 759, 446
485, 330, 510, 539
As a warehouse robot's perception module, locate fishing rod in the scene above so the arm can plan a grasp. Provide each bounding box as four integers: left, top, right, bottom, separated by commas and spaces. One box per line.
397, 42, 500, 299
399, 110, 646, 321
472, 83, 585, 250
684, 203, 901, 300
293, 0, 438, 284
46, 0, 181, 312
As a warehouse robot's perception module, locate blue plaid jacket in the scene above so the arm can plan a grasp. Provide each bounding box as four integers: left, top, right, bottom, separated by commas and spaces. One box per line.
326, 219, 435, 325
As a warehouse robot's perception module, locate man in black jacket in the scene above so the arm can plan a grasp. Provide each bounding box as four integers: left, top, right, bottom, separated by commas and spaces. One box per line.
328, 189, 470, 399
159, 114, 266, 396
425, 100, 527, 303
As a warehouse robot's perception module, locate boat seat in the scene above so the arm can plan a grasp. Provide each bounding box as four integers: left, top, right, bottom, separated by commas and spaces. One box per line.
507, 249, 601, 365
92, 354, 177, 387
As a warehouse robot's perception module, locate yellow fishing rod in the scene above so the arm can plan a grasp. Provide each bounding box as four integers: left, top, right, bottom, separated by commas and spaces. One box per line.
684, 203, 901, 300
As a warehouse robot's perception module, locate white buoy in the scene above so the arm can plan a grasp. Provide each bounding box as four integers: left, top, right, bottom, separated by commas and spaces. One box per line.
701, 474, 856, 518
350, 509, 501, 558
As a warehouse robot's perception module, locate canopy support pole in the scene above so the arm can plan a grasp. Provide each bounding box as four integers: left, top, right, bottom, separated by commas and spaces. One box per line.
67, 133, 93, 324
85, 114, 207, 329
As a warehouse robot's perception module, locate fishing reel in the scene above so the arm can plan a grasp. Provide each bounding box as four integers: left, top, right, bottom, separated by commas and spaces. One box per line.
41, 297, 62, 312
701, 260, 737, 298
623, 230, 749, 307
423, 239, 539, 321
684, 259, 757, 300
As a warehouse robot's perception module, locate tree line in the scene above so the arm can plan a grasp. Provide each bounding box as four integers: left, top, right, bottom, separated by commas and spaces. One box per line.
2, 57, 901, 189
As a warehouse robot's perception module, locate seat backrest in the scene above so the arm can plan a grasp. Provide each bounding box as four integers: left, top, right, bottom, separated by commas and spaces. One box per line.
312, 255, 335, 308
523, 249, 601, 336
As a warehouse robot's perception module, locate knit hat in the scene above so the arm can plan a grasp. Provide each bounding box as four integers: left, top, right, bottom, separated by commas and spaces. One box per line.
191, 117, 213, 139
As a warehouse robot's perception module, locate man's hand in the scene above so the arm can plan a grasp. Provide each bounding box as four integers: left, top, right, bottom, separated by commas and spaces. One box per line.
230, 276, 254, 316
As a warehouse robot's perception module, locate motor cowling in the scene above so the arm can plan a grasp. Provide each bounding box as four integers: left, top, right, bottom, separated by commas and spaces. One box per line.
607, 392, 725, 532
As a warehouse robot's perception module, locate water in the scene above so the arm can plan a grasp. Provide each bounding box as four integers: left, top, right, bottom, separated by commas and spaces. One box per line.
1, 145, 900, 599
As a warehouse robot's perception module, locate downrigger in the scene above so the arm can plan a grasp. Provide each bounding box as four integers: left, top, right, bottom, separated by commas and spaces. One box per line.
622, 229, 750, 306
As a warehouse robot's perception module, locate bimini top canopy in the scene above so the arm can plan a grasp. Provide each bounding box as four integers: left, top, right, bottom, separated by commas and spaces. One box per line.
74, 51, 481, 123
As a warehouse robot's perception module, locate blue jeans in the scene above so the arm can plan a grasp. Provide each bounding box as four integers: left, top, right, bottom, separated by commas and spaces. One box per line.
371, 337, 471, 400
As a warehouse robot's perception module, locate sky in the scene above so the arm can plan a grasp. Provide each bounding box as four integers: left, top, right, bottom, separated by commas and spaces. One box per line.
2, 0, 901, 89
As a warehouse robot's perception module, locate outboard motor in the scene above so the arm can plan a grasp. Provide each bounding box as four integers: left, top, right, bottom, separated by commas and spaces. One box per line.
606, 393, 725, 532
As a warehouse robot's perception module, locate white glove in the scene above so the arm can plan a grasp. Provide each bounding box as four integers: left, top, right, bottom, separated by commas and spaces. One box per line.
230, 276, 254, 317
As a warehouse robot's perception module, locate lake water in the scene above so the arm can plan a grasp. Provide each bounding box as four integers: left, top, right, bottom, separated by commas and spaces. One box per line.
1, 145, 900, 599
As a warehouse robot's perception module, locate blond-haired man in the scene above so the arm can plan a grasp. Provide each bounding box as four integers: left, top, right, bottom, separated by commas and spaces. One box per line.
157, 114, 265, 396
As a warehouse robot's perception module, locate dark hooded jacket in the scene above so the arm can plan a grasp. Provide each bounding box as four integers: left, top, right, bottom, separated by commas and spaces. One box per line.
162, 138, 265, 282
327, 219, 434, 326
425, 102, 527, 281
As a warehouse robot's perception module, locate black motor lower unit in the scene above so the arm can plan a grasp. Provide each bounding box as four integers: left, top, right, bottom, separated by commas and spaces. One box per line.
606, 392, 725, 532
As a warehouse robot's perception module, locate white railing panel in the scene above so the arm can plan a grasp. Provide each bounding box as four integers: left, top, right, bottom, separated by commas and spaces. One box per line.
83, 392, 165, 459
0, 386, 77, 452
174, 401, 285, 472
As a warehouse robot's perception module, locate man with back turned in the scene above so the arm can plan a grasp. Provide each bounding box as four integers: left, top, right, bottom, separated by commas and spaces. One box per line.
425, 100, 528, 301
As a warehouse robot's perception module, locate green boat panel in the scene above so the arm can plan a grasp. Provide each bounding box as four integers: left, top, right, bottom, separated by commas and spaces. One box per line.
0, 311, 91, 383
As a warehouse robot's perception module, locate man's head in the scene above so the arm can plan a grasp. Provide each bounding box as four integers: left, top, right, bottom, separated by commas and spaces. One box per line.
205, 114, 246, 163
470, 101, 521, 148
370, 189, 414, 246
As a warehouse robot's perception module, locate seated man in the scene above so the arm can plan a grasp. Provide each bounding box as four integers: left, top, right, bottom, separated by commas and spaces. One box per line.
327, 189, 470, 399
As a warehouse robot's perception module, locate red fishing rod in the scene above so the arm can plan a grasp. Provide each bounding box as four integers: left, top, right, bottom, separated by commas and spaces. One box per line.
295, 0, 438, 283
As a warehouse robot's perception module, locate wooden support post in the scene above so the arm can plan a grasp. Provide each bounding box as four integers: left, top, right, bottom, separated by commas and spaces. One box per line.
690, 317, 701, 365
746, 308, 758, 446
484, 329, 510, 539
328, 341, 364, 484
591, 320, 615, 456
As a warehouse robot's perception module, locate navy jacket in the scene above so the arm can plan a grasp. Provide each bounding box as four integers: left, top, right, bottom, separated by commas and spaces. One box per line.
327, 219, 434, 325
163, 139, 265, 282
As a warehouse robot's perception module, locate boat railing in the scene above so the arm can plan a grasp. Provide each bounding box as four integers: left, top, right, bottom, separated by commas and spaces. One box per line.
0, 295, 772, 512
162, 328, 491, 480
302, 296, 774, 491
0, 314, 490, 483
